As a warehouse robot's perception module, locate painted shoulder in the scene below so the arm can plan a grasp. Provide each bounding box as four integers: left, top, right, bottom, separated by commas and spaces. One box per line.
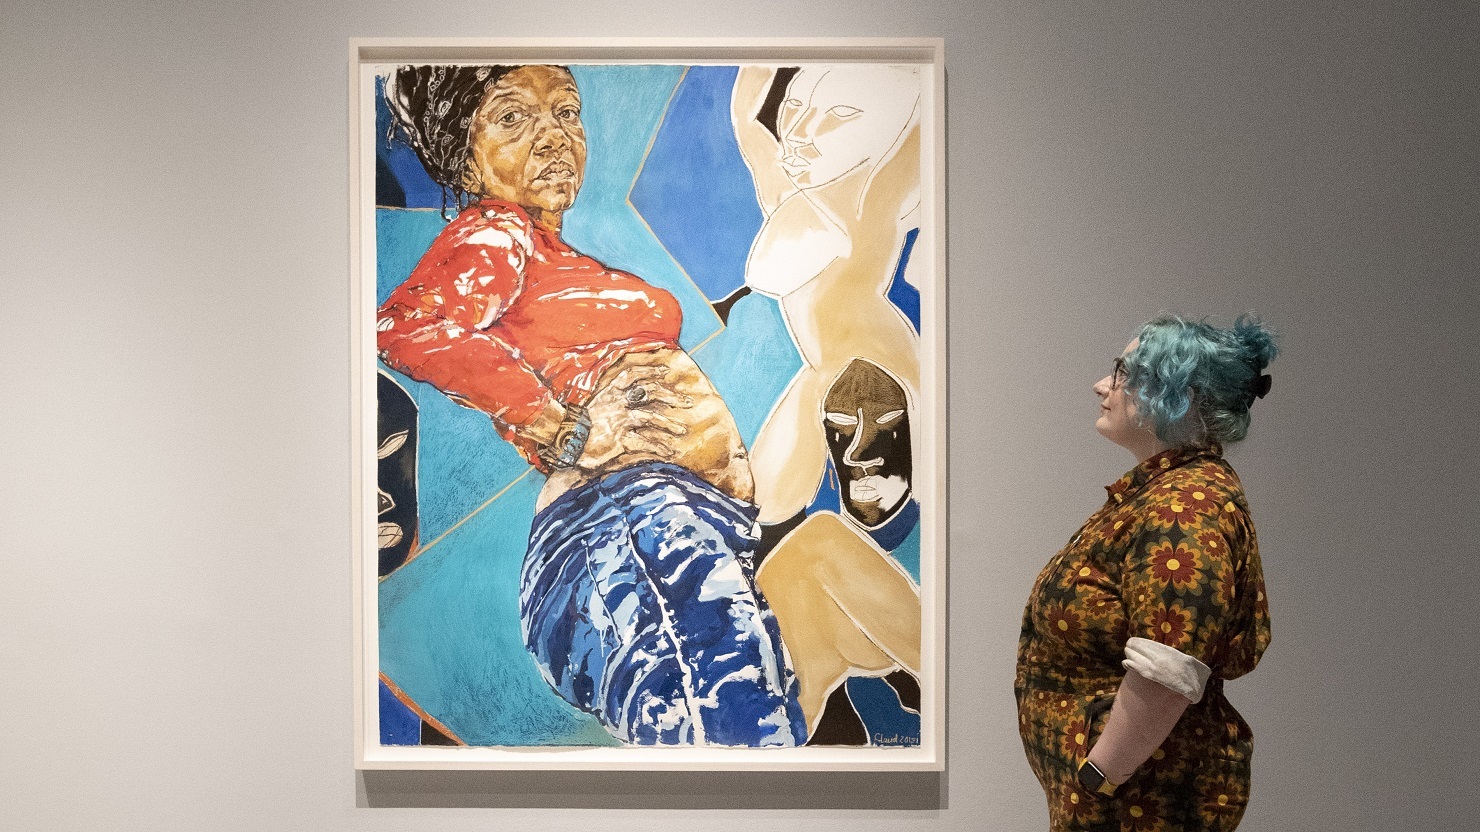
445, 202, 538, 259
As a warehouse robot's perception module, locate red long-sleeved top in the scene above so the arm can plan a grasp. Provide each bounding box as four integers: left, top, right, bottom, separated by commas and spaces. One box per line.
376, 199, 682, 467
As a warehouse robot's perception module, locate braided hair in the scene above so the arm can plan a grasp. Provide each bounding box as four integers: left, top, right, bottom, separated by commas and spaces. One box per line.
384, 64, 515, 216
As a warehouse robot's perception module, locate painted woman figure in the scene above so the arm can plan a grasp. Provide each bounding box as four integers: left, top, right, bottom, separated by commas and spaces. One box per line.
1017, 315, 1277, 829
732, 65, 924, 525
377, 64, 801, 746
729, 65, 927, 744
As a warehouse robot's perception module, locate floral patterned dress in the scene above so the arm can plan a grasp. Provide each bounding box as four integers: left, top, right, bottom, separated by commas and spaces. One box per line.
1016, 447, 1271, 831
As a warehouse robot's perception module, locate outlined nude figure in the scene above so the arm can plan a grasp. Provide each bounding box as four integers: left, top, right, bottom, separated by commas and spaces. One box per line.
756, 509, 922, 736
732, 65, 923, 524
755, 358, 924, 738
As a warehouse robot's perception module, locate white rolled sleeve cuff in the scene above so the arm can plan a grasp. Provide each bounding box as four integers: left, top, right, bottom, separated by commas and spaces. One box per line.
1122, 637, 1213, 703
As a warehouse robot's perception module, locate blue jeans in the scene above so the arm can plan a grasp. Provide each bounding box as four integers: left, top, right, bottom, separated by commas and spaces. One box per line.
521, 463, 806, 746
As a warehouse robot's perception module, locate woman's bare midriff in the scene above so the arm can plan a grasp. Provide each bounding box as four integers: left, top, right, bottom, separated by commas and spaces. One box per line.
537, 348, 754, 512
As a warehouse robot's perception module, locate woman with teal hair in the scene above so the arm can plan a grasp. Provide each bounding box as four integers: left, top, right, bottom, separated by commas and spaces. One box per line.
1017, 314, 1278, 830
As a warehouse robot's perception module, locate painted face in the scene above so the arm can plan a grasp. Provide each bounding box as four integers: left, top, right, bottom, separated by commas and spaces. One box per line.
1094, 339, 1161, 456
463, 65, 586, 217
776, 66, 920, 190
823, 359, 913, 528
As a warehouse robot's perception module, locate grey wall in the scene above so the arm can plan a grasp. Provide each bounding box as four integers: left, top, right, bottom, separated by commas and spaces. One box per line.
2, 1, 1473, 829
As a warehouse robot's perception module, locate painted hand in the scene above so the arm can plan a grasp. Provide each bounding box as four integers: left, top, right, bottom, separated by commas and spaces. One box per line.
575, 363, 696, 472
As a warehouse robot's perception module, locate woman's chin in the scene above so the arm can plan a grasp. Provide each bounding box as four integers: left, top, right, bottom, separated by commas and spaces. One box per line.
529, 185, 579, 213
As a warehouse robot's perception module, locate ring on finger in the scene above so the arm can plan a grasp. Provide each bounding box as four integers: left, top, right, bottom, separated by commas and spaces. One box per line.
625, 385, 649, 407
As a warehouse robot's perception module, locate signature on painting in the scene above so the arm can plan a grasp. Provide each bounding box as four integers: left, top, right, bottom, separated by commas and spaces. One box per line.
872, 732, 921, 748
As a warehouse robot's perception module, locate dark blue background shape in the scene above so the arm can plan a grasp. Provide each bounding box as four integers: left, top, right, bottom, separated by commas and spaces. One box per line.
378, 679, 422, 745
631, 66, 764, 303
888, 228, 922, 332
375, 75, 448, 210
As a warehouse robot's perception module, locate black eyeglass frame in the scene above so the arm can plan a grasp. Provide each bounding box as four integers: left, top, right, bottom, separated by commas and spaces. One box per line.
1110, 357, 1129, 390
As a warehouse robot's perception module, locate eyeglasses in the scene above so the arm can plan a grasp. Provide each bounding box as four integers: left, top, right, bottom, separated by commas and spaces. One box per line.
1110, 357, 1129, 390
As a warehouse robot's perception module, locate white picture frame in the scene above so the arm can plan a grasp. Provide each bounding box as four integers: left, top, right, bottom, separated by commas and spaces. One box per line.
351, 37, 946, 770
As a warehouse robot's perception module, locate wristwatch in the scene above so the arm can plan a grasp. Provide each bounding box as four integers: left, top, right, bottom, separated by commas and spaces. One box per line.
536, 404, 592, 469
1076, 759, 1118, 797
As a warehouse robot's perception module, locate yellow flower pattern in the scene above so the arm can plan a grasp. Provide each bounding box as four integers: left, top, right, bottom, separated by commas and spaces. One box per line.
1016, 447, 1271, 830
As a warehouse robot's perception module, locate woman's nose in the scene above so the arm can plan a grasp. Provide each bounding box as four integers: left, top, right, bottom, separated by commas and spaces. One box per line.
784, 109, 819, 148
534, 118, 570, 154
1093, 376, 1111, 397
842, 415, 885, 469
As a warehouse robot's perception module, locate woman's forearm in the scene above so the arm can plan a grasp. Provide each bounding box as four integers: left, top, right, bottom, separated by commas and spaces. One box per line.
1085, 666, 1192, 784
377, 314, 558, 429
731, 67, 793, 215
518, 399, 568, 447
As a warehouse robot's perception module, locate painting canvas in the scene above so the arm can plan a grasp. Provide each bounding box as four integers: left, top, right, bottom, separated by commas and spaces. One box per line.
352, 40, 945, 769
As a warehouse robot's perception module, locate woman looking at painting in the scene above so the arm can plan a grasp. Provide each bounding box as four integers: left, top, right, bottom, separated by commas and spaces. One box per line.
1016, 315, 1277, 829
375, 64, 920, 746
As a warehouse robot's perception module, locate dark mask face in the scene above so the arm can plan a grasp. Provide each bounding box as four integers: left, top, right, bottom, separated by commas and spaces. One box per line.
822, 359, 912, 528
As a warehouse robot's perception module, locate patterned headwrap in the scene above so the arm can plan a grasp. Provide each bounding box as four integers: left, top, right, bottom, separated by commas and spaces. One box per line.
384, 64, 514, 211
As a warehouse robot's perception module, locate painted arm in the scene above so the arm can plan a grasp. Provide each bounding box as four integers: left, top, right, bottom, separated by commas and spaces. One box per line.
376, 212, 564, 446
731, 66, 795, 216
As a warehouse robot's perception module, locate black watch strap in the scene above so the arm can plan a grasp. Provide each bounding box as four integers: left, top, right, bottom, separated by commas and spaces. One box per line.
1076, 759, 1118, 796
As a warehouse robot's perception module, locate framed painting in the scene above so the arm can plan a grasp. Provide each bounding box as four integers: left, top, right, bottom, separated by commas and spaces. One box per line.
351, 38, 946, 769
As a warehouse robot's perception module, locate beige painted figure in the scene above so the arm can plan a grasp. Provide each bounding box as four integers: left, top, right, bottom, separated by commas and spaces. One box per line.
732, 65, 924, 523
757, 511, 922, 734
755, 359, 923, 737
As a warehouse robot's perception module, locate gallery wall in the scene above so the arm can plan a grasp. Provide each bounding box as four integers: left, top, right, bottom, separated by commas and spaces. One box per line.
1, 1, 1473, 830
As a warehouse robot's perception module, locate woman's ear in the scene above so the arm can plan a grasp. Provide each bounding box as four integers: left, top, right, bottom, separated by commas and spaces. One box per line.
460, 164, 482, 196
